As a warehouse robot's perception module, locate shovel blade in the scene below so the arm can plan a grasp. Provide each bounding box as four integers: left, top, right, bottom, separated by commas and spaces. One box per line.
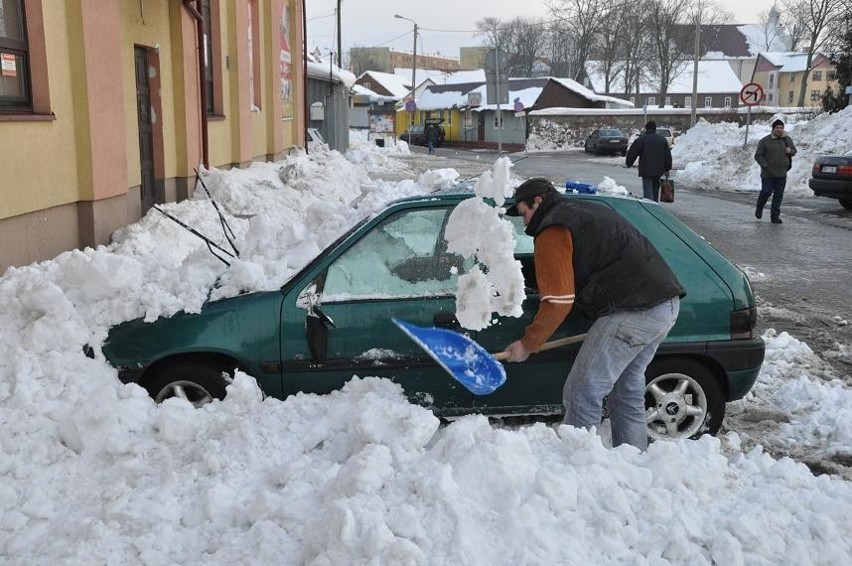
393, 318, 506, 395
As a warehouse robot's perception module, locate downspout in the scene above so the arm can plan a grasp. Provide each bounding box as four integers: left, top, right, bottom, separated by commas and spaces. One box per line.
303, 0, 309, 154
182, 0, 209, 168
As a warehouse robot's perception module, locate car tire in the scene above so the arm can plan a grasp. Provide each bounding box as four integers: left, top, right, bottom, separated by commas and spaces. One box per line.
644, 358, 725, 441
840, 199, 852, 211
143, 360, 232, 408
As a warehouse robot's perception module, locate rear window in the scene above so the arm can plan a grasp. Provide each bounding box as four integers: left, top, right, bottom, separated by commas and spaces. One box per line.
657, 129, 672, 136
600, 129, 624, 136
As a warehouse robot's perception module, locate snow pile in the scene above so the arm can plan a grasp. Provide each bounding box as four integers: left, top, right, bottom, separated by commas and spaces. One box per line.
674, 107, 852, 195
2, 114, 852, 562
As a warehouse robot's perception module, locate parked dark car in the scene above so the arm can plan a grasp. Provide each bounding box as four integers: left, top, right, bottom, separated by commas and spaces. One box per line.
584, 128, 629, 156
400, 118, 445, 148
808, 149, 852, 210
101, 189, 764, 441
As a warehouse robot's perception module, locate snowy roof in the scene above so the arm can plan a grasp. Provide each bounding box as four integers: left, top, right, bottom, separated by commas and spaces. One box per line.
306, 54, 356, 87
737, 24, 792, 55
410, 76, 633, 112
350, 84, 398, 104
356, 71, 410, 98
758, 52, 817, 73
584, 60, 743, 95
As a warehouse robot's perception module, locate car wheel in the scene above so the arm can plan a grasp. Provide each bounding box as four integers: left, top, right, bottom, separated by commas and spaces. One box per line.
840, 199, 852, 211
644, 358, 724, 440
144, 360, 232, 408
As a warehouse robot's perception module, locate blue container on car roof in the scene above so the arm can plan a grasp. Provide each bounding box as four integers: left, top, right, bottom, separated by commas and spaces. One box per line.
566, 180, 596, 194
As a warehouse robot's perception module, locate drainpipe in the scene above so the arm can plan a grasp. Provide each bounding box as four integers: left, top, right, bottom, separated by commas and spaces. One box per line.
303, 0, 309, 154
182, 0, 209, 168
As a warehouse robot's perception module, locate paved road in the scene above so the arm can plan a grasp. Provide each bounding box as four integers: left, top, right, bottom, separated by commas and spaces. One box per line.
401, 146, 852, 374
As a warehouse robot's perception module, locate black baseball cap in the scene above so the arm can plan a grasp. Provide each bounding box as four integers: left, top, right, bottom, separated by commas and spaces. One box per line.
505, 178, 556, 216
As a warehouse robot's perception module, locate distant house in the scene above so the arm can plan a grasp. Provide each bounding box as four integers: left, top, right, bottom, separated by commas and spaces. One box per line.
672, 7, 792, 83
351, 72, 408, 132
349, 47, 459, 76
584, 60, 743, 110
397, 76, 631, 148
751, 52, 840, 107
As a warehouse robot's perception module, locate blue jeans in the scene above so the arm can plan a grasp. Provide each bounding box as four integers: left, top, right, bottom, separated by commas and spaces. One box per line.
427, 139, 435, 154
563, 297, 680, 450
759, 177, 786, 218
642, 177, 661, 201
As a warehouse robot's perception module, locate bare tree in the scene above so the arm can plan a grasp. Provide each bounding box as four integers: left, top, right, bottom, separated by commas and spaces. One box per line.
782, 0, 847, 106
475, 17, 550, 77
593, 2, 632, 93
618, 3, 654, 95
546, 24, 574, 77
754, 8, 788, 51
546, 0, 608, 81
645, 0, 693, 106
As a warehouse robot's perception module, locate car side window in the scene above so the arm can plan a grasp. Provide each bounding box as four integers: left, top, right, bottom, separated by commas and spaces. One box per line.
323, 208, 472, 299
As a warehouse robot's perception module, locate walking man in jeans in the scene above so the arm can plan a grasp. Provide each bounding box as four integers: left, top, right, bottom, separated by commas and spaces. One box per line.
625, 120, 672, 202
502, 178, 685, 450
755, 119, 796, 224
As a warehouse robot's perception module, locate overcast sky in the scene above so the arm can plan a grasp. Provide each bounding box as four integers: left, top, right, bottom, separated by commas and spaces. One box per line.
306, 0, 780, 60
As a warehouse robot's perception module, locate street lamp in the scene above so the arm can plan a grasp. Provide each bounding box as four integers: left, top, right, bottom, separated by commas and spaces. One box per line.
394, 14, 418, 99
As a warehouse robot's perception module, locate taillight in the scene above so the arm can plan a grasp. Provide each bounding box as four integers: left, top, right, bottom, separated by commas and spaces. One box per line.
730, 307, 757, 340
839, 164, 852, 176
812, 162, 821, 175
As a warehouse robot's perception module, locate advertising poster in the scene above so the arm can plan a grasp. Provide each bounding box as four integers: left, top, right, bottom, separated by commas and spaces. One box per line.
279, 1, 293, 120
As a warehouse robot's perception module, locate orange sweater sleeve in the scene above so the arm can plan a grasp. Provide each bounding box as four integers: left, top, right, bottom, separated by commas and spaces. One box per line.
520, 225, 576, 352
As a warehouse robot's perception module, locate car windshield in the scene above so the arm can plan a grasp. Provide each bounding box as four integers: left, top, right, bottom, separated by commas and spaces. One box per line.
600, 129, 623, 136
657, 129, 671, 136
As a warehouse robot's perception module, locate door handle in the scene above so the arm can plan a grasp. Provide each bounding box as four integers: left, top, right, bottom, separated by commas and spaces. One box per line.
432, 312, 460, 329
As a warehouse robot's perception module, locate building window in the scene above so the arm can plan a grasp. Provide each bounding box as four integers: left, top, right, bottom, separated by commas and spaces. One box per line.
769, 74, 774, 88
628, 96, 635, 105
724, 96, 731, 107
684, 96, 691, 108
201, 0, 223, 115
664, 96, 671, 106
811, 89, 822, 100
812, 70, 822, 81
787, 90, 794, 104
768, 92, 774, 102
646, 96, 655, 107
828, 70, 836, 80
704, 97, 712, 108
0, 0, 29, 108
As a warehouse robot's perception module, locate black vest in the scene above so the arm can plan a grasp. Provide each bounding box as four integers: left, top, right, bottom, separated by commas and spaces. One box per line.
527, 193, 685, 319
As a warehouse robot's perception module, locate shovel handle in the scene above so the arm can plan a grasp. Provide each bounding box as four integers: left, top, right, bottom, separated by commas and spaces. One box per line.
493, 333, 587, 361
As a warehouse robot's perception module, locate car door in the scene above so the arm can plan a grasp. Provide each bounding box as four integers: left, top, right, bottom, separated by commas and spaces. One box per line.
279, 204, 476, 415
472, 214, 592, 414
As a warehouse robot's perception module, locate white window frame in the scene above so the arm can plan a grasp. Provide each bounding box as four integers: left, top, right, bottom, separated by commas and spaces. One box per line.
704, 97, 712, 108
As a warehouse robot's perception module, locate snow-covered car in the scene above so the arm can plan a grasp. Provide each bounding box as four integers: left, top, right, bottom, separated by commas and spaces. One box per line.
809, 149, 852, 210
101, 189, 764, 441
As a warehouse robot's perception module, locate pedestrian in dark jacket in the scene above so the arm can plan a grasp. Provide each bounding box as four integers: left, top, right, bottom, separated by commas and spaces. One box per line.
754, 119, 796, 224
426, 124, 440, 155
503, 178, 685, 450
625, 121, 672, 202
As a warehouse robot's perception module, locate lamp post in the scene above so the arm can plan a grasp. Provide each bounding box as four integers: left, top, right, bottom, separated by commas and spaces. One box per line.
395, 14, 418, 142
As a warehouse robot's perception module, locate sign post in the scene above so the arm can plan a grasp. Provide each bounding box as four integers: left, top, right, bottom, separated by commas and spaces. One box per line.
739, 82, 764, 150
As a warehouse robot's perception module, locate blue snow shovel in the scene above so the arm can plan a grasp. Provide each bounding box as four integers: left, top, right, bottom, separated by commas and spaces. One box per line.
393, 318, 586, 395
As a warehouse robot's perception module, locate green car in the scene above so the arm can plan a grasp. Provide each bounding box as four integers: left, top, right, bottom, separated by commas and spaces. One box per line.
102, 189, 764, 440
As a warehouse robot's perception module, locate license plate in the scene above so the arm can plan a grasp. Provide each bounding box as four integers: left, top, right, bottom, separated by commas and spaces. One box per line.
610, 140, 620, 143
822, 165, 837, 173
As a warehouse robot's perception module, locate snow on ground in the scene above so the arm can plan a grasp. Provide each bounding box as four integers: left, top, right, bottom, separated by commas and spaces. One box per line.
674, 106, 852, 196
2, 118, 852, 564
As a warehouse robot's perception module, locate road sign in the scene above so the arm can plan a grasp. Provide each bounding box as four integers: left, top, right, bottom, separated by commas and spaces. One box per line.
404, 99, 416, 112
739, 82, 764, 106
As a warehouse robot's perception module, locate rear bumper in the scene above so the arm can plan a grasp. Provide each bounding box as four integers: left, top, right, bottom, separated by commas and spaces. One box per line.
657, 337, 765, 401
809, 177, 852, 199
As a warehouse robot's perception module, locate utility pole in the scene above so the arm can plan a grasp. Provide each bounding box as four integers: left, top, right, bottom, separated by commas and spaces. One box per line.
691, 14, 700, 126
336, 0, 342, 70
395, 15, 418, 141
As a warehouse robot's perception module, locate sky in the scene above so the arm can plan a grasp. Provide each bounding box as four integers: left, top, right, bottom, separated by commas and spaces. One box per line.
306, 0, 781, 60
1, 109, 851, 563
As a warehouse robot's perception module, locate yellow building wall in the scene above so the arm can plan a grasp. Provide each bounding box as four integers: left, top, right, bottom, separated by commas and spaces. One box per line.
0, 2, 81, 220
